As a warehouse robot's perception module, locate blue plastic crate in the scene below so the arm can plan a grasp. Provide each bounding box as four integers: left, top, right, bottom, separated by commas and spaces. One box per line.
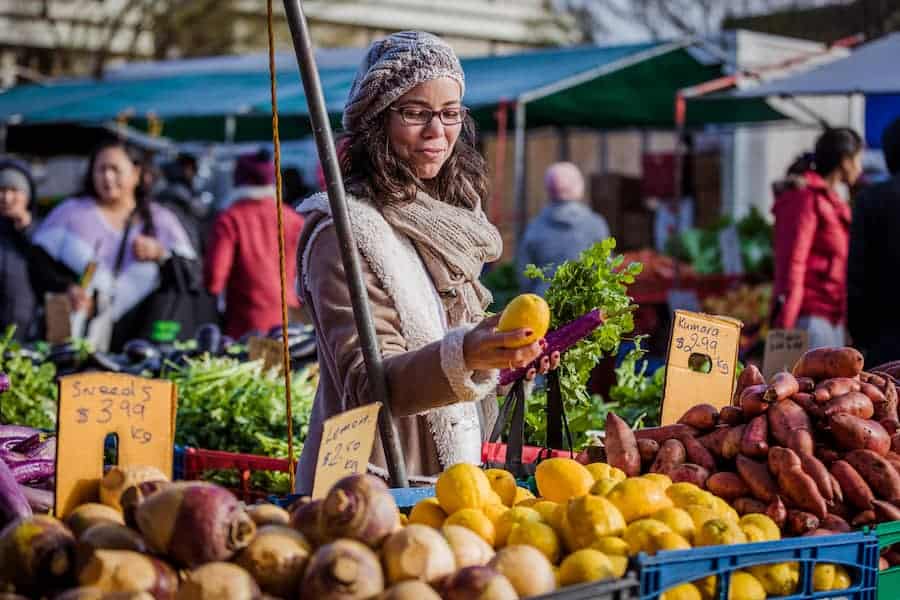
173, 445, 185, 480
271, 486, 437, 511
637, 531, 879, 600
534, 574, 639, 599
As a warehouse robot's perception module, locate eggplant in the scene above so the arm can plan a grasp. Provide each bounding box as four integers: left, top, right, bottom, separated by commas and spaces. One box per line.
122, 340, 159, 364
0, 425, 40, 440
26, 437, 56, 461
0, 372, 8, 394
11, 459, 55, 484
11, 433, 41, 455
0, 458, 32, 526
195, 323, 222, 355
19, 485, 53, 513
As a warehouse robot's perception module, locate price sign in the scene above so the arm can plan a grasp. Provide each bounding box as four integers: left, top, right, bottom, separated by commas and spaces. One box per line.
763, 329, 809, 380
248, 336, 286, 373
660, 310, 743, 425
312, 402, 381, 499
55, 373, 176, 517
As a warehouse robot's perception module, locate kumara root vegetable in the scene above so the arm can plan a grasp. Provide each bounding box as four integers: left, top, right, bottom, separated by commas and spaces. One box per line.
719, 406, 744, 426
739, 385, 769, 418
722, 425, 747, 460
740, 415, 769, 459
176, 562, 260, 600
706, 472, 750, 500
604, 413, 641, 477
299, 539, 385, 600
440, 566, 518, 600
844, 450, 900, 502
235, 525, 310, 598
380, 524, 456, 584
775, 463, 828, 519
99, 466, 168, 513
681, 434, 716, 472
814, 378, 862, 404
823, 392, 874, 419
135, 482, 256, 567
637, 439, 660, 465
873, 500, 900, 522
736, 455, 778, 503
767, 399, 812, 446
0, 515, 76, 595
793, 347, 864, 379
852, 510, 877, 527
829, 460, 875, 510
633, 424, 697, 443
318, 474, 401, 547
698, 426, 732, 458
677, 404, 719, 431
78, 549, 177, 600
829, 414, 891, 455
665, 463, 710, 488
821, 514, 851, 533
651, 439, 685, 474
785, 510, 820, 536
766, 496, 787, 529
787, 429, 815, 456
798, 452, 834, 503
764, 372, 801, 403
733, 497, 767, 516
735, 364, 766, 402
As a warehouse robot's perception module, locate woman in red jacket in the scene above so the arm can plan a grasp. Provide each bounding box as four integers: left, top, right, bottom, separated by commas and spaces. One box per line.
771, 128, 863, 349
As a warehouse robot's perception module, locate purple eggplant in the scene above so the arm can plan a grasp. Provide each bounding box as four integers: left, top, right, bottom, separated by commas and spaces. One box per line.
0, 458, 32, 526
26, 437, 56, 460
10, 460, 54, 484
10, 433, 41, 455
19, 485, 53, 513
0, 424, 39, 440
0, 372, 9, 393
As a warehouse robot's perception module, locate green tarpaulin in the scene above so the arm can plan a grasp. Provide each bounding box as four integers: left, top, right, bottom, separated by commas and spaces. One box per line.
0, 41, 785, 143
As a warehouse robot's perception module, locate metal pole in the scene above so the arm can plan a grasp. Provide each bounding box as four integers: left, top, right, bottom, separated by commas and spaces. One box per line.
281, 0, 408, 488
512, 100, 527, 241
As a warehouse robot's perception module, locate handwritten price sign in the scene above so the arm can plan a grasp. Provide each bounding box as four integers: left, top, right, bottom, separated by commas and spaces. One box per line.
763, 329, 809, 380
312, 402, 381, 499
55, 373, 176, 517
661, 310, 743, 425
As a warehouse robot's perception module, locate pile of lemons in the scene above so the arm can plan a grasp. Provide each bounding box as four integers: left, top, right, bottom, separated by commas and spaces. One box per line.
411, 459, 852, 600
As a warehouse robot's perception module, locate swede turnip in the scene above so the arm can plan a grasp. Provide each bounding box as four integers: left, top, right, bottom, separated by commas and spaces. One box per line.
0, 515, 76, 595
442, 525, 495, 568
488, 545, 556, 597
234, 525, 310, 598
65, 504, 125, 537
77, 549, 177, 600
377, 581, 441, 600
289, 497, 324, 547
440, 566, 518, 600
176, 562, 260, 600
318, 475, 400, 547
135, 482, 256, 567
246, 504, 290, 527
300, 539, 385, 600
381, 524, 456, 584
100, 466, 168, 513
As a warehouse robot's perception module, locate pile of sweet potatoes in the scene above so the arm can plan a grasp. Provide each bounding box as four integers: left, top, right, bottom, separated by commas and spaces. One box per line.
605, 346, 900, 544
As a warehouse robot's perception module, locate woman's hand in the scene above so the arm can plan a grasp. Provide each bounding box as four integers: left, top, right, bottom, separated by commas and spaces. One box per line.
523, 349, 562, 382
463, 314, 545, 372
67, 284, 93, 315
132, 234, 166, 262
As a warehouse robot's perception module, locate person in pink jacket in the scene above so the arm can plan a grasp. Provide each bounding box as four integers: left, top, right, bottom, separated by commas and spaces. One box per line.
771, 128, 863, 349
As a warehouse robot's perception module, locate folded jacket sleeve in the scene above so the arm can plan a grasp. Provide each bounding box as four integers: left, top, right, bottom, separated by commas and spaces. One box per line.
304, 224, 497, 417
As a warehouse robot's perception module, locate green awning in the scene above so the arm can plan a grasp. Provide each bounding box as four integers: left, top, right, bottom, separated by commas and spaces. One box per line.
0, 41, 785, 143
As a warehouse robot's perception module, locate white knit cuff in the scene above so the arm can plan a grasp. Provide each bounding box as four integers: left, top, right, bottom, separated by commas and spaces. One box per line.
440, 325, 499, 402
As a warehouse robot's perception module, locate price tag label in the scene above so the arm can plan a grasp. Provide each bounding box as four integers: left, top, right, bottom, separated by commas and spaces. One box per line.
763, 329, 809, 380
660, 310, 743, 425
248, 336, 286, 373
55, 373, 176, 517
312, 402, 381, 499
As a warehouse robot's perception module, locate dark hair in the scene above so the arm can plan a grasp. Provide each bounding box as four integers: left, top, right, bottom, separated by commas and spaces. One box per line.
339, 111, 488, 210
786, 152, 815, 176
882, 116, 900, 176
813, 127, 863, 177
82, 140, 154, 235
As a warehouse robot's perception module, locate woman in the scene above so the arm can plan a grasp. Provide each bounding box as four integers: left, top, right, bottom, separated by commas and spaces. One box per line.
32, 140, 196, 350
0, 159, 39, 341
295, 31, 558, 492
771, 128, 863, 349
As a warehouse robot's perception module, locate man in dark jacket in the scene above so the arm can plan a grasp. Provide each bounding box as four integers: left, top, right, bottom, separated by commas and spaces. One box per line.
848, 117, 900, 367
516, 162, 610, 296
0, 159, 39, 341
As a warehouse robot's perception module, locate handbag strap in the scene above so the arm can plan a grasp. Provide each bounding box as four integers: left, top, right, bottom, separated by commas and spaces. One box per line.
112, 211, 137, 277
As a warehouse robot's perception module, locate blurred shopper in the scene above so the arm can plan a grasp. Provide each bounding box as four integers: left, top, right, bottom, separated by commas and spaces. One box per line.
771, 128, 863, 349
848, 117, 900, 365
31, 140, 198, 350
154, 152, 208, 253
205, 149, 304, 339
0, 159, 39, 341
516, 162, 609, 296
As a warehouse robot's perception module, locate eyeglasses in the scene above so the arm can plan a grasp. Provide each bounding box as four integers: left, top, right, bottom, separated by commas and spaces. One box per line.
389, 105, 468, 126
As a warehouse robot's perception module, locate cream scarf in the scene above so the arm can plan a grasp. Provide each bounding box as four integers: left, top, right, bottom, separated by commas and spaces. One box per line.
298, 190, 501, 468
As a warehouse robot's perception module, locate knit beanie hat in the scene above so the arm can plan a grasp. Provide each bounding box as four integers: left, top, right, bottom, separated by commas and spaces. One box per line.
545, 162, 585, 202
234, 149, 275, 187
342, 31, 465, 133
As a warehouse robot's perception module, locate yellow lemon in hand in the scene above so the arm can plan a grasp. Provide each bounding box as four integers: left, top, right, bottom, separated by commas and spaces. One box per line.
497, 293, 551, 347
